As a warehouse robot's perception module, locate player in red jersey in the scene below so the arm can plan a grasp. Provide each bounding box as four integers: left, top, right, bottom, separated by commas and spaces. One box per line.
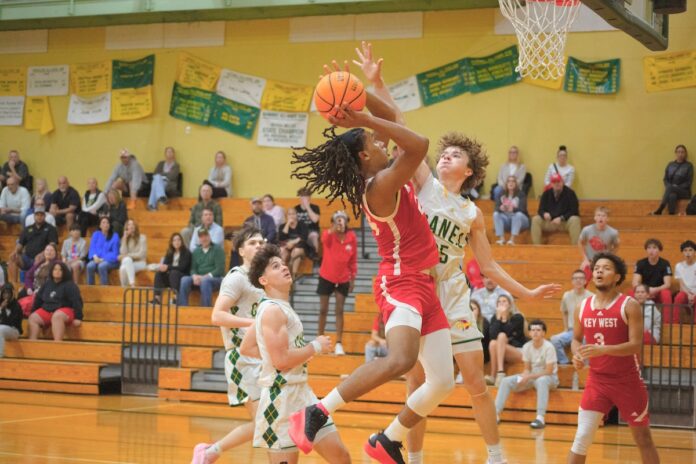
569, 252, 660, 463
287, 80, 454, 464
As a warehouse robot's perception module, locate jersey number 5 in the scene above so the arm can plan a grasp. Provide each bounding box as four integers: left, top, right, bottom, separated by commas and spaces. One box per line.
438, 244, 449, 264
593, 332, 605, 346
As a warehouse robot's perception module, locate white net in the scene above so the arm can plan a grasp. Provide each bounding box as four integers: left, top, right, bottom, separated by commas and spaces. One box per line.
498, 0, 581, 80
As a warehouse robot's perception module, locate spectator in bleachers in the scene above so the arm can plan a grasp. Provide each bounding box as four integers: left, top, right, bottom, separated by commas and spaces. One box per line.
190, 208, 224, 251
294, 187, 320, 256
278, 207, 309, 279
148, 146, 181, 211
0, 150, 30, 190
106, 149, 145, 210
0, 176, 30, 225
471, 275, 512, 322
493, 175, 529, 245
25, 197, 56, 228
550, 270, 594, 365
178, 228, 225, 307
99, 189, 127, 237
652, 144, 693, 215
78, 178, 107, 237
262, 194, 285, 231
207, 151, 232, 198
244, 197, 276, 243
494, 319, 558, 429
486, 295, 527, 386
633, 284, 661, 344
48, 176, 81, 230
492, 146, 527, 202
9, 206, 58, 282
0, 283, 22, 358
531, 173, 581, 245
18, 243, 61, 316
632, 238, 673, 309
365, 314, 387, 363
86, 217, 120, 286
118, 219, 148, 288
28, 262, 83, 341
674, 240, 696, 323
62, 224, 87, 283
29, 177, 51, 213
578, 207, 619, 281
180, 184, 222, 246
470, 299, 490, 364
153, 232, 192, 305
543, 145, 575, 189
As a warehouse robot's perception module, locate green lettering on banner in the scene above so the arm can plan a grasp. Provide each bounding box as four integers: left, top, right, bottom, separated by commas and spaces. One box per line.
169, 82, 214, 125
464, 46, 521, 93
112, 55, 154, 89
564, 57, 620, 95
210, 94, 260, 139
416, 59, 468, 106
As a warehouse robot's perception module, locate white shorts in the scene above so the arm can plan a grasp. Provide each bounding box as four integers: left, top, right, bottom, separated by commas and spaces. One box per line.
437, 274, 484, 355
224, 348, 262, 406
253, 382, 337, 451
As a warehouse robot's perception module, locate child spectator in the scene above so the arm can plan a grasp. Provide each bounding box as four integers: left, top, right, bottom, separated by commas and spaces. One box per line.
153, 233, 192, 305
543, 145, 575, 189
471, 275, 513, 322
632, 238, 673, 310
531, 173, 581, 245
28, 262, 83, 341
118, 219, 148, 288
9, 206, 58, 281
62, 224, 87, 283
190, 208, 225, 251
550, 270, 594, 364
486, 295, 527, 386
262, 194, 285, 230
674, 240, 696, 323
493, 175, 529, 245
652, 144, 692, 215
208, 151, 232, 198
492, 146, 527, 201
105, 149, 145, 210
18, 243, 61, 316
100, 189, 127, 237
0, 176, 30, 225
180, 184, 222, 246
178, 228, 225, 307
148, 146, 181, 211
294, 187, 321, 256
0, 150, 30, 189
278, 207, 309, 279
0, 283, 22, 358
78, 177, 107, 236
365, 313, 387, 363
86, 217, 120, 285
48, 176, 81, 229
634, 284, 662, 344
578, 207, 619, 281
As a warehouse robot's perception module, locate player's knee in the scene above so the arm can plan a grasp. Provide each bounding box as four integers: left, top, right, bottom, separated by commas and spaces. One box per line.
405, 371, 425, 393
632, 427, 655, 448
570, 410, 602, 456
463, 369, 487, 396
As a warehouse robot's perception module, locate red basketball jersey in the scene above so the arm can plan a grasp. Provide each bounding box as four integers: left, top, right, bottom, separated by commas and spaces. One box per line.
363, 181, 439, 276
579, 293, 642, 384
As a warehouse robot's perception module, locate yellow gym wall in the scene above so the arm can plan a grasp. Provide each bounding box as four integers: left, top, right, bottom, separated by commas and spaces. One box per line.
0, 7, 695, 201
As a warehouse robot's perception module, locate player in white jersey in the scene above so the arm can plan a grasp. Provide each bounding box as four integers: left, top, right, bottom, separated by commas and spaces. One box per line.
191, 225, 265, 464
239, 244, 351, 463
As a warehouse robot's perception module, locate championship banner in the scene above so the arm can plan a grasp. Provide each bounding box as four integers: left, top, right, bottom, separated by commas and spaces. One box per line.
261, 80, 313, 112
24, 96, 54, 135
67, 92, 111, 125
112, 55, 154, 90
416, 59, 468, 106
464, 46, 521, 93
564, 57, 620, 94
111, 86, 153, 121
169, 82, 214, 125
71, 61, 112, 95
643, 50, 696, 92
0, 96, 25, 126
257, 111, 308, 148
210, 94, 260, 139
388, 76, 422, 113
216, 69, 266, 108
176, 52, 220, 91
0, 67, 26, 96
27, 65, 69, 96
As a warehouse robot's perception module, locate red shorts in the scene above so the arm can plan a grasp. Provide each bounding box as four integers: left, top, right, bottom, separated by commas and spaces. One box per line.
33, 307, 75, 326
373, 272, 449, 336
580, 376, 650, 427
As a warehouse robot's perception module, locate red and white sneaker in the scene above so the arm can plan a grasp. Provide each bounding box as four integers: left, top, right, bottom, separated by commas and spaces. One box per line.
363, 432, 405, 464
288, 404, 329, 454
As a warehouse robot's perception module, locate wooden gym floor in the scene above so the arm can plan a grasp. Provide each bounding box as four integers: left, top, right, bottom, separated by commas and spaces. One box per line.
1, 391, 694, 463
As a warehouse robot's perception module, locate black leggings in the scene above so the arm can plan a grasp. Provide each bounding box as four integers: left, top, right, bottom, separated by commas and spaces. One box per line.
658, 185, 690, 215
154, 270, 185, 296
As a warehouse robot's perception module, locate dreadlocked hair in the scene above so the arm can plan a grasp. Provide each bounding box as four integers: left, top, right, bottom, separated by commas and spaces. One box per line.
291, 126, 366, 217
437, 132, 489, 192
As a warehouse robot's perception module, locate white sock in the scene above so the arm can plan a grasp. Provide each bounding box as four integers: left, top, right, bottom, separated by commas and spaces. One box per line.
487, 443, 504, 461
536, 415, 545, 424
384, 417, 409, 442
320, 389, 345, 415
408, 450, 423, 463
205, 443, 221, 457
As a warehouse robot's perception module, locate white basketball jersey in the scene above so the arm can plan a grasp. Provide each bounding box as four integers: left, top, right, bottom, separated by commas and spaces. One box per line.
218, 266, 264, 351
417, 172, 477, 281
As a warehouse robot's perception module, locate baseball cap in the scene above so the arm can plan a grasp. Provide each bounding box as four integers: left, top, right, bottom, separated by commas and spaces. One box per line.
197, 227, 210, 236
550, 173, 563, 183
34, 206, 46, 214
250, 197, 262, 204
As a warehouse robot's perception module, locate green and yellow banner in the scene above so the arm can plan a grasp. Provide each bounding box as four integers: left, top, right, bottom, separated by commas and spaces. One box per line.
564, 57, 620, 94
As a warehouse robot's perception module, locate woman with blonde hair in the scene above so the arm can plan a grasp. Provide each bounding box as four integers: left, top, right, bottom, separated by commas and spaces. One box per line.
118, 219, 148, 287
208, 151, 232, 198
100, 189, 128, 237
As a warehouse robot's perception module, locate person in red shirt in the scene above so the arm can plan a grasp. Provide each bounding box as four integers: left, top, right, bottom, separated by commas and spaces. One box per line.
317, 210, 357, 356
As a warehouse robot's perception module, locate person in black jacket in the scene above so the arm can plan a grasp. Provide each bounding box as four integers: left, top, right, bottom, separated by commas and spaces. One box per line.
153, 232, 192, 304
531, 173, 581, 245
0, 283, 22, 357
99, 189, 128, 237
486, 294, 528, 386
653, 144, 693, 215
27, 262, 83, 341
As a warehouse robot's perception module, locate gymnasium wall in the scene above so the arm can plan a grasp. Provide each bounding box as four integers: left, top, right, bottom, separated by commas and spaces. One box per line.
0, 8, 695, 200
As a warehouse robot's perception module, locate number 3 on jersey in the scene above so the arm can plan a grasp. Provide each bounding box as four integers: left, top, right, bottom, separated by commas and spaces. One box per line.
438, 244, 449, 264
593, 332, 605, 346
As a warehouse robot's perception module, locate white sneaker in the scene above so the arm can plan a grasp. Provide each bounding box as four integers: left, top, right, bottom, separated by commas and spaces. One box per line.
495, 238, 505, 245
506, 239, 515, 246
455, 372, 464, 384
334, 342, 345, 356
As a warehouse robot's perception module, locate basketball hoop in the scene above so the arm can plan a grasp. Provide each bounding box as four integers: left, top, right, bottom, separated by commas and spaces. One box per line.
498, 0, 581, 80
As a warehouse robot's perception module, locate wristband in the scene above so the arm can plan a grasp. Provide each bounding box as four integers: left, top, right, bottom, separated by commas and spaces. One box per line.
310, 339, 322, 354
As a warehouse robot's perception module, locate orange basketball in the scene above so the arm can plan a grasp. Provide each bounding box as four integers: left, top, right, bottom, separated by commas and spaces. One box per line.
314, 71, 367, 121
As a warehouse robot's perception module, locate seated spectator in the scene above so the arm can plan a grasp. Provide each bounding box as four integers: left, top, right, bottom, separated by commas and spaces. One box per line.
263, 193, 285, 230
118, 219, 147, 288
578, 207, 619, 281
178, 228, 225, 307
180, 184, 222, 246
495, 319, 558, 429
631, 238, 673, 310
486, 295, 527, 386
62, 224, 87, 283
207, 151, 232, 198
86, 217, 120, 286
29, 177, 51, 214
78, 177, 107, 236
465, 258, 484, 290
294, 187, 320, 256
99, 189, 127, 237
634, 284, 661, 345
674, 240, 696, 323
27, 262, 83, 341
652, 144, 692, 215
492, 146, 527, 202
278, 207, 309, 279
550, 270, 594, 365
531, 173, 581, 245
544, 145, 575, 189
493, 176, 529, 245
364, 314, 387, 363
244, 197, 276, 243
470, 299, 490, 364
0, 176, 30, 225
190, 208, 224, 251
0, 149, 30, 190
105, 149, 145, 210
18, 243, 61, 316
48, 176, 81, 229
24, 198, 56, 228
0, 283, 22, 358
9, 206, 58, 281
471, 275, 512, 322
153, 233, 192, 304
148, 146, 181, 211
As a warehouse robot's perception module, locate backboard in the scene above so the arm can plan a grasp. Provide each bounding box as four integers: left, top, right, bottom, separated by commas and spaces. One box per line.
581, 0, 669, 50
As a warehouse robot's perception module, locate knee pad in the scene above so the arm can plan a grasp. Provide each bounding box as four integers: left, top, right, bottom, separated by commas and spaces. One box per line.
570, 410, 603, 456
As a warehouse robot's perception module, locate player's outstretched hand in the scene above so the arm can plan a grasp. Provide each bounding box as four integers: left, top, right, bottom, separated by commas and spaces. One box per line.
328, 104, 370, 128
320, 60, 349, 79
572, 353, 585, 371
528, 283, 562, 299
314, 335, 332, 354
353, 41, 383, 85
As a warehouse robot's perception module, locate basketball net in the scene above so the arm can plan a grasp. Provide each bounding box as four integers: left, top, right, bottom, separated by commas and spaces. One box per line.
498, 0, 581, 80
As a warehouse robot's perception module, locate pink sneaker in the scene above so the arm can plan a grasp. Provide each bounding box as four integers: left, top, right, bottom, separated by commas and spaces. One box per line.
191, 443, 218, 464
288, 404, 329, 454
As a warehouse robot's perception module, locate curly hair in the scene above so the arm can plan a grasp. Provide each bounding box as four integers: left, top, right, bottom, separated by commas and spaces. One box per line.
590, 252, 627, 286
248, 244, 281, 289
437, 132, 489, 192
291, 127, 366, 217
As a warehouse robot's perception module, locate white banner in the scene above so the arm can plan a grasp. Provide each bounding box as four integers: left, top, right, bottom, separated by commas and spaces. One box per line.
389, 76, 422, 113
27, 65, 69, 96
257, 111, 308, 148
67, 92, 111, 125
216, 69, 266, 108
0, 96, 25, 126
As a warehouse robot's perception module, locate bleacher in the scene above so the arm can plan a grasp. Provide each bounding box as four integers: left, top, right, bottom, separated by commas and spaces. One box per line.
1, 196, 693, 426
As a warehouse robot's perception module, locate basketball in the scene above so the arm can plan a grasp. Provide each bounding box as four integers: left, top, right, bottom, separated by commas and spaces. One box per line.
314, 71, 367, 121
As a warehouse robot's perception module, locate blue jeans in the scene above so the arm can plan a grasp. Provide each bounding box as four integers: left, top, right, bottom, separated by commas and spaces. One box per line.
86, 260, 118, 285
178, 275, 222, 307
550, 329, 574, 364
493, 211, 530, 237
148, 174, 168, 208
0, 213, 22, 225
495, 374, 559, 418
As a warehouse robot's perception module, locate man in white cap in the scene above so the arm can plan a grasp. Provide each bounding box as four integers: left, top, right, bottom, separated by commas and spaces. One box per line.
105, 148, 145, 210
